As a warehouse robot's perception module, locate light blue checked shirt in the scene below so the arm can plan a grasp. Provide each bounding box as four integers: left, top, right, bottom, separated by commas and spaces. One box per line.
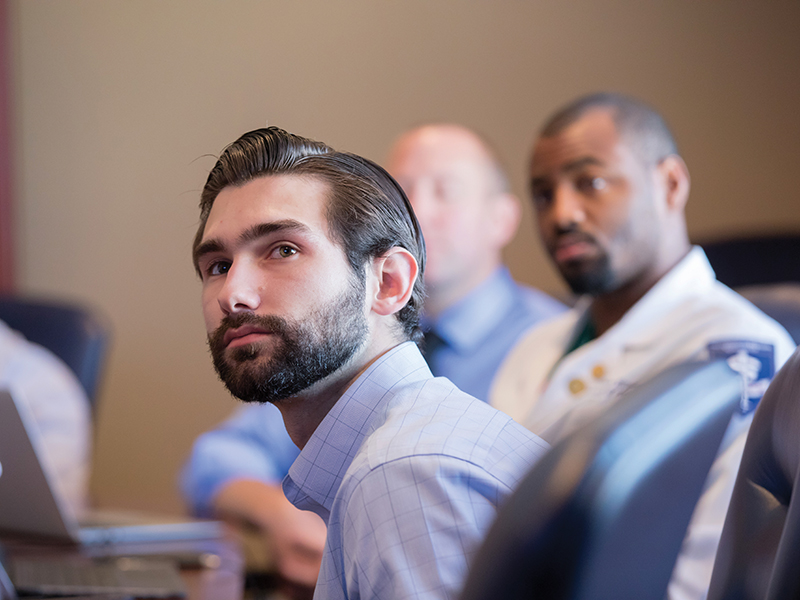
284, 341, 549, 600
180, 268, 564, 514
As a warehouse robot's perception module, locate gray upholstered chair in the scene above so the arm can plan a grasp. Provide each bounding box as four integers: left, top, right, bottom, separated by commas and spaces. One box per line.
461, 360, 741, 600
0, 296, 110, 410
708, 347, 800, 600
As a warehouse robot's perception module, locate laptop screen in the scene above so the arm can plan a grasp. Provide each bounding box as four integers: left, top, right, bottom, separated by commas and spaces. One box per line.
0, 389, 79, 541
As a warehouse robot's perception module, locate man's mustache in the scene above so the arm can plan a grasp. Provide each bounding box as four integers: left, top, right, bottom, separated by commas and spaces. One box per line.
550, 225, 599, 250
208, 312, 290, 351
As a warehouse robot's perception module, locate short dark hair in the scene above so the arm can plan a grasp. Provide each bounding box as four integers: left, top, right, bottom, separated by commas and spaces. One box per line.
194, 127, 426, 343
540, 92, 679, 165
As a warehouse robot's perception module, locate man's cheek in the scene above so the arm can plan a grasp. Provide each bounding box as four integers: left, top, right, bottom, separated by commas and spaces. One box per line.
201, 301, 223, 334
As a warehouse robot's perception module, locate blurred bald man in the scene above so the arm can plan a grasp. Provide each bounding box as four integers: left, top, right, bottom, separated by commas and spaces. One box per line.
387, 124, 565, 401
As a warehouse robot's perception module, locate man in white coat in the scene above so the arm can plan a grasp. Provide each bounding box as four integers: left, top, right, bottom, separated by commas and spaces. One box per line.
491, 92, 796, 600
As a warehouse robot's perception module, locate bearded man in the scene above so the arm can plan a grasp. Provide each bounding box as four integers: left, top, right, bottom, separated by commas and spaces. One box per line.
491, 93, 796, 600
186, 127, 549, 600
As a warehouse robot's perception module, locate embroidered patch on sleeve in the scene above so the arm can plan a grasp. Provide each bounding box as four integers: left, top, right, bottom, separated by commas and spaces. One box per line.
707, 340, 775, 415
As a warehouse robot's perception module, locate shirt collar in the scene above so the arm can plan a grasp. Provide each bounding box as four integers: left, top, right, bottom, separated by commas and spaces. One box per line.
283, 341, 431, 522
422, 267, 517, 352
618, 245, 716, 326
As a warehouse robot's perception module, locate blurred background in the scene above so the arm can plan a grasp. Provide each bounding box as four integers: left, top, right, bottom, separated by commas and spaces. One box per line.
3, 1, 799, 513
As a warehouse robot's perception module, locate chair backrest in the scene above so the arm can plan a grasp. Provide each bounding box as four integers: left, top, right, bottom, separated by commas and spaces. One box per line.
708, 348, 800, 600
0, 546, 15, 600
0, 296, 110, 410
698, 235, 800, 344
700, 234, 800, 288
737, 283, 800, 345
461, 360, 741, 600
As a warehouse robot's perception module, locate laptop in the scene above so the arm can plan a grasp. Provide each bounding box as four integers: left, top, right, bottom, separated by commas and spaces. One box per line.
0, 543, 186, 599
0, 389, 223, 546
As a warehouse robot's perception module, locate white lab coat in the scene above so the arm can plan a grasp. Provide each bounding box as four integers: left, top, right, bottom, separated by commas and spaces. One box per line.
491, 247, 796, 600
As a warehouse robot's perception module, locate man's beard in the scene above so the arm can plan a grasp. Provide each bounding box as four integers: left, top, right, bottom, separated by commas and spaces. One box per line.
207, 280, 369, 404
559, 251, 615, 296
549, 226, 616, 296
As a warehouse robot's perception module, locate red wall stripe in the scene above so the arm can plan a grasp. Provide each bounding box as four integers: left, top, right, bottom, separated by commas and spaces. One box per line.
0, 0, 13, 293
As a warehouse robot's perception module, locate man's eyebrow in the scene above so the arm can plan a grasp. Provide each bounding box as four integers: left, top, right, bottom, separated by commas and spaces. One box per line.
531, 156, 605, 186
238, 220, 311, 246
561, 156, 604, 173
193, 219, 312, 269
193, 239, 224, 269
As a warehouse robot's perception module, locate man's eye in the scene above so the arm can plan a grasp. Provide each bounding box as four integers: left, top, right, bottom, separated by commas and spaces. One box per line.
275, 245, 297, 258
206, 260, 231, 277
531, 187, 553, 209
576, 176, 607, 193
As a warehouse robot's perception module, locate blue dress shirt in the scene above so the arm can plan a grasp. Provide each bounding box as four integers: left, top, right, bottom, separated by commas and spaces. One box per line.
421, 267, 566, 402
284, 342, 549, 600
180, 401, 299, 515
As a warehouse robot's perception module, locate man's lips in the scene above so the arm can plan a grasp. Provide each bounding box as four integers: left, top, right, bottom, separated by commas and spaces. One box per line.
223, 325, 273, 349
551, 234, 599, 264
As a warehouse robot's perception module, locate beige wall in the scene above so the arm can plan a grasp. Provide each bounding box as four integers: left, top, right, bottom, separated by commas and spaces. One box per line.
11, 1, 800, 512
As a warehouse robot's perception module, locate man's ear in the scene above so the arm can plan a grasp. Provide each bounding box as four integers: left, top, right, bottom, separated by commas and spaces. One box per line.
369, 248, 418, 317
488, 192, 522, 249
658, 155, 691, 213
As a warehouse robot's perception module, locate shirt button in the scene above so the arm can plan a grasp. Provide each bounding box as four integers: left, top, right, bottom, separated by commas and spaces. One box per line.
569, 378, 586, 395
592, 364, 605, 379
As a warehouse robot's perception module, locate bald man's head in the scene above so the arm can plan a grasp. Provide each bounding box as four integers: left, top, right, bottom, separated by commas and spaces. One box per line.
387, 124, 521, 316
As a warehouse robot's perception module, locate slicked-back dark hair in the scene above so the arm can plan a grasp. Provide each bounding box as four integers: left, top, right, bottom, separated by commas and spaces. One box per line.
539, 92, 679, 165
194, 127, 426, 343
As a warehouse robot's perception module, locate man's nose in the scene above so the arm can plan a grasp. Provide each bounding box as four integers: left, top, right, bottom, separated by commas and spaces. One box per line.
217, 262, 261, 315
550, 183, 587, 229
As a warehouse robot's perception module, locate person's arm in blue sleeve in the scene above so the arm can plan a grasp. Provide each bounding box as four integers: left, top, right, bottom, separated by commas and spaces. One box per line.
181, 402, 299, 514
180, 402, 326, 589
